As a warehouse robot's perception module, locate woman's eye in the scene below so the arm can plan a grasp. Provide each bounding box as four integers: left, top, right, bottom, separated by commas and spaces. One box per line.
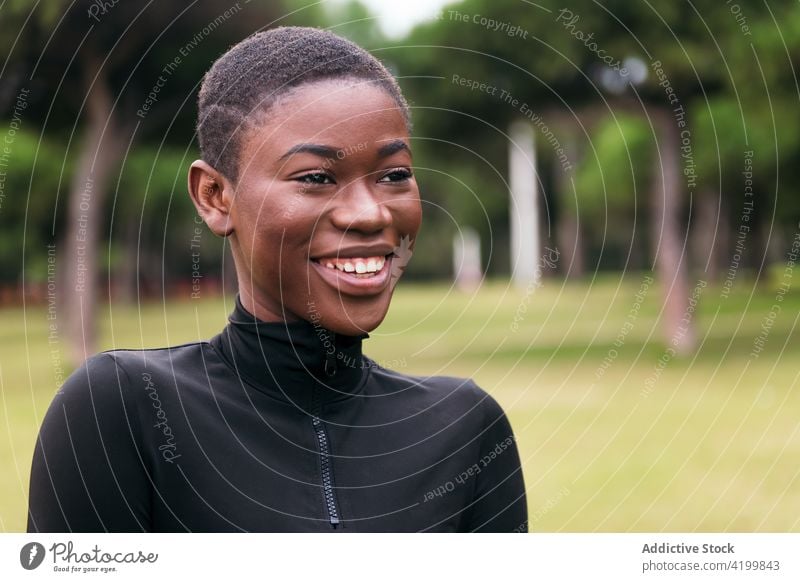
378, 168, 413, 183
296, 172, 335, 185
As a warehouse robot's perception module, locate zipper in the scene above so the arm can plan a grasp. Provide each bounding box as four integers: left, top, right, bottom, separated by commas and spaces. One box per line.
312, 410, 341, 528
313, 327, 342, 529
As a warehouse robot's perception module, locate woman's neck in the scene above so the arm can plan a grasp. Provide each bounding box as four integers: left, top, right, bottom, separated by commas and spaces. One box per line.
208, 294, 369, 408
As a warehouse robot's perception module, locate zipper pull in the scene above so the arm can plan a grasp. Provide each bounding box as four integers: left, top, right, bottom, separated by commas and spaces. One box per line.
324, 330, 337, 377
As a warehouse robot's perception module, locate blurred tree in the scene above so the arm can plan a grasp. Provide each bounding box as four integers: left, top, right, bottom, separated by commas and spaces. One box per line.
572, 113, 652, 273
393, 0, 800, 352
113, 146, 208, 302
2, 0, 798, 360
690, 1, 800, 280
1, 1, 280, 365
0, 130, 70, 285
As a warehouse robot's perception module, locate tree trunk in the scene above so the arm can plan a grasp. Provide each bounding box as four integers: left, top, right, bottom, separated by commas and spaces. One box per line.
62, 56, 127, 366
692, 189, 723, 281
508, 121, 541, 289
555, 134, 583, 278
558, 211, 583, 278
651, 108, 695, 355
115, 214, 139, 304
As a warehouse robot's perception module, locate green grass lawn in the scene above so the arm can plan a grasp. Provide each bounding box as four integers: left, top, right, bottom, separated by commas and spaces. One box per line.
2, 275, 798, 531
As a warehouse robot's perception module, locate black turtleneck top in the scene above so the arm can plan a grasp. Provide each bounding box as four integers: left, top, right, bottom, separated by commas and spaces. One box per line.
27, 296, 527, 532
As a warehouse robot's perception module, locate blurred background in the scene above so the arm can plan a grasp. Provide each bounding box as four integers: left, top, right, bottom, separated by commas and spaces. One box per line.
1, 0, 799, 532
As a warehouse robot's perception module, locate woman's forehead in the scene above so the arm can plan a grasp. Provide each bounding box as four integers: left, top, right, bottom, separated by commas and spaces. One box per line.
242, 82, 411, 159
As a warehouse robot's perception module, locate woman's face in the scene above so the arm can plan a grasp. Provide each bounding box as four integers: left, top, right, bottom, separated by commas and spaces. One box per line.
228, 79, 421, 335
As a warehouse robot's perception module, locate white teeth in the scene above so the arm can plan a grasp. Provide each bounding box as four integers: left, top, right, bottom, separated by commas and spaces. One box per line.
319, 255, 387, 275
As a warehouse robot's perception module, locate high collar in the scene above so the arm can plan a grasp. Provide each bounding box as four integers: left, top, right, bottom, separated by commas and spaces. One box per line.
209, 294, 369, 409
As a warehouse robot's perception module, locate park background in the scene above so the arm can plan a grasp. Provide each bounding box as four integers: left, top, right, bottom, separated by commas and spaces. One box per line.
1, 0, 799, 532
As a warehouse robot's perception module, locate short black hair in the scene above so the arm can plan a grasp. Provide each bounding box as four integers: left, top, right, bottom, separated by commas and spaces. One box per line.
197, 26, 410, 182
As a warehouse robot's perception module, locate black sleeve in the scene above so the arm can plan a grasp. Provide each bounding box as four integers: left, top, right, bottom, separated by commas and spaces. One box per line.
27, 353, 152, 532
462, 388, 528, 532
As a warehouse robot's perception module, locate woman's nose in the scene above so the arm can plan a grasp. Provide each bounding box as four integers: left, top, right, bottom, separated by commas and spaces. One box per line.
329, 181, 392, 233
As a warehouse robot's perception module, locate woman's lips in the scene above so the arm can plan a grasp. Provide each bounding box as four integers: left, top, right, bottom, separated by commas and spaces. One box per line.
309, 253, 394, 295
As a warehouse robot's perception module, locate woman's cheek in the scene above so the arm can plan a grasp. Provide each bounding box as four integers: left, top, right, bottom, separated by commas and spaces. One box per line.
393, 196, 422, 235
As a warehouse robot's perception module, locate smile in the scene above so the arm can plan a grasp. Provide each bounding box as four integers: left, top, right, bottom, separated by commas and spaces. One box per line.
310, 253, 394, 294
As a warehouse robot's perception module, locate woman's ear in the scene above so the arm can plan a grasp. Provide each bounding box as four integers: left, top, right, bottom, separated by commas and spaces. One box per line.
188, 160, 235, 237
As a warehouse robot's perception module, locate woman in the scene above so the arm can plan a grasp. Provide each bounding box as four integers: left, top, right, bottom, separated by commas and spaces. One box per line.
27, 26, 527, 532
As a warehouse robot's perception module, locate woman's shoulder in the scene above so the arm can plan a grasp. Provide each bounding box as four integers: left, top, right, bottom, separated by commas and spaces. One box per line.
363, 356, 507, 415
100, 340, 210, 368
55, 341, 209, 403
99, 340, 208, 372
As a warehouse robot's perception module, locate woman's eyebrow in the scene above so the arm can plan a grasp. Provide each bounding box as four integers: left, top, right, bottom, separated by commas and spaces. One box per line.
377, 139, 412, 159
279, 143, 338, 160
279, 140, 412, 161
